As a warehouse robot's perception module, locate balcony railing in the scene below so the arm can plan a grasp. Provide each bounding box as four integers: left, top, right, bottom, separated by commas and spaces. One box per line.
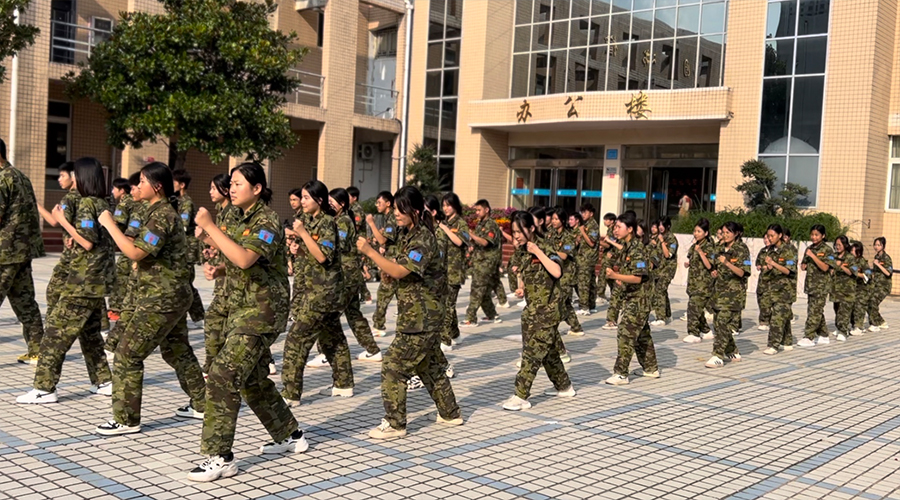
50, 20, 112, 65
355, 83, 398, 119
285, 69, 324, 108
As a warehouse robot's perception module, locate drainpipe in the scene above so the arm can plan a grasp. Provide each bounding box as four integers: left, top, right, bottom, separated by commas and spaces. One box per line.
397, 0, 414, 189
8, 7, 20, 166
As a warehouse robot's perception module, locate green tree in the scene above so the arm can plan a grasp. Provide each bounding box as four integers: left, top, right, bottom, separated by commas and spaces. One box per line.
0, 0, 40, 84
404, 143, 444, 198
735, 158, 809, 217
64, 0, 306, 170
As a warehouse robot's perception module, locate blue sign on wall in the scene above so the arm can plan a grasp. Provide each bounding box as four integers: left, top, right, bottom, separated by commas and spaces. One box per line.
622, 191, 647, 199
510, 188, 530, 195
651, 192, 665, 200
557, 189, 578, 197
710, 194, 717, 201
581, 190, 602, 197
534, 188, 551, 196
606, 149, 618, 160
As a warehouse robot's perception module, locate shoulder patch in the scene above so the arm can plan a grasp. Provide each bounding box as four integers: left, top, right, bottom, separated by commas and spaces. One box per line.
743, 260, 752, 266
181, 213, 189, 220
563, 245, 572, 251
488, 232, 495, 238
786, 260, 795, 266
129, 220, 140, 228
144, 231, 160, 246
409, 250, 422, 262
321, 240, 334, 249
670, 243, 677, 249
80, 219, 94, 228
636, 261, 646, 269
590, 231, 598, 237
338, 230, 348, 239
385, 227, 393, 233
242, 229, 251, 236
114, 209, 123, 216
258, 230, 274, 244
827, 255, 835, 260
60, 204, 67, 210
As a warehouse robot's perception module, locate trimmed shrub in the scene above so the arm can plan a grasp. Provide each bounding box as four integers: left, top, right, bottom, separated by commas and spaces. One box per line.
672, 209, 846, 241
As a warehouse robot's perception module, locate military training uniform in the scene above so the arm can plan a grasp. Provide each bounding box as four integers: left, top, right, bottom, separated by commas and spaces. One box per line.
46, 188, 81, 320
575, 218, 601, 312
801, 240, 834, 340
868, 250, 893, 327
611, 236, 657, 377
831, 250, 857, 336
201, 202, 240, 374
686, 237, 715, 337
548, 226, 581, 335
651, 231, 678, 321
441, 214, 469, 345
465, 215, 502, 323
336, 209, 379, 356
373, 212, 399, 331
350, 201, 373, 303
765, 242, 797, 349
109, 193, 138, 313
711, 241, 751, 361
756, 243, 774, 327
178, 193, 205, 323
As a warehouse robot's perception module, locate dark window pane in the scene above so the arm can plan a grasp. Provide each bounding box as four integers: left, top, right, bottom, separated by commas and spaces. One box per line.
632, 10, 653, 40
512, 54, 531, 97
795, 36, 826, 74
759, 79, 792, 154
423, 137, 438, 151
571, 18, 589, 46
628, 41, 650, 90
766, 1, 796, 38
611, 12, 630, 41
677, 4, 700, 36
424, 100, 441, 128
567, 48, 587, 92
530, 52, 550, 95
430, 0, 445, 24
429, 21, 444, 41
551, 20, 569, 50
515, 26, 531, 53
798, 0, 829, 35
591, 0, 611, 15
608, 43, 629, 89
548, 49, 568, 94
651, 39, 674, 89
764, 39, 793, 77
441, 99, 458, 131
589, 15, 610, 44
572, 0, 590, 18
427, 42, 443, 69
440, 138, 455, 156
654, 7, 677, 39
445, 24, 461, 39
444, 39, 460, 67
426, 71, 442, 98
672, 36, 697, 89
790, 76, 824, 153
586, 45, 607, 90
533, 23, 550, 50
700, 1, 726, 34
698, 34, 724, 87
787, 155, 818, 206
516, 0, 534, 24
438, 158, 454, 190
535, 0, 552, 22
442, 69, 459, 96
446, 0, 463, 28
553, 0, 571, 20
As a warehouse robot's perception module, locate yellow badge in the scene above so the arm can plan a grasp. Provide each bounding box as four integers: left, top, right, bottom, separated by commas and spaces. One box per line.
242, 229, 251, 236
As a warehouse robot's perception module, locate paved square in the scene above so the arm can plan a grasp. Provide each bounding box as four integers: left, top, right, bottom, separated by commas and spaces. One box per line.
1, 256, 899, 500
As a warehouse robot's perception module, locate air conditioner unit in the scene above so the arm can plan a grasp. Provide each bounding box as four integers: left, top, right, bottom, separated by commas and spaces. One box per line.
357, 143, 376, 161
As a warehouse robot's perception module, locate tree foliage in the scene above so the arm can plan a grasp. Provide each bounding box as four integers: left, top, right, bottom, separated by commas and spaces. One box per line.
404, 143, 445, 198
0, 0, 40, 83
64, 0, 306, 170
735, 158, 810, 218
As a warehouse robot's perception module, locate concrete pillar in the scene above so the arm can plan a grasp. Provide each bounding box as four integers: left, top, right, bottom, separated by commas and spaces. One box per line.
121, 142, 169, 176
600, 145, 623, 216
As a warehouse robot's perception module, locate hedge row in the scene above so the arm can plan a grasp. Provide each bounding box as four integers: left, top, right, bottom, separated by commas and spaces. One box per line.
671, 210, 847, 241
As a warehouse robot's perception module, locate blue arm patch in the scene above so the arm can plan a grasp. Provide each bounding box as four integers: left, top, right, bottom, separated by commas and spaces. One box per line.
80, 219, 94, 228
865, 269, 872, 275
786, 260, 795, 266
670, 243, 677, 249
144, 232, 159, 246
114, 209, 122, 216
636, 261, 646, 269
590, 232, 598, 237
409, 250, 422, 262
462, 232, 470, 239
549, 254, 562, 262
321, 240, 334, 249
827, 256, 835, 260
60, 204, 67, 210
129, 220, 140, 228
181, 213, 189, 220
385, 227, 393, 233
850, 266, 859, 272
338, 230, 347, 239
563, 245, 572, 251
743, 260, 752, 266
258, 230, 274, 244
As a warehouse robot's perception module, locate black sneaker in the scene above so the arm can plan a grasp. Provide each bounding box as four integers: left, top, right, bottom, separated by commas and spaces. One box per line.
95, 420, 141, 436
175, 402, 204, 420
187, 453, 237, 482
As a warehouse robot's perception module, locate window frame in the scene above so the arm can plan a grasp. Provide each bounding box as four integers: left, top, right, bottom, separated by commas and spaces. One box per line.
886, 137, 900, 212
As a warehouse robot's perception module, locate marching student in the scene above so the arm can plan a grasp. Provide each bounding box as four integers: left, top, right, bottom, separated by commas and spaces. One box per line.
187, 162, 303, 482
849, 241, 870, 335
547, 207, 583, 344
38, 161, 80, 323
597, 212, 618, 307
760, 224, 796, 355
831, 235, 857, 342
681, 218, 715, 344
17, 157, 113, 404
368, 191, 399, 336
347, 186, 373, 305
705, 221, 749, 368
108, 175, 139, 321
783, 228, 799, 324
755, 233, 774, 331
461, 199, 503, 327
797, 225, 834, 347
576, 203, 601, 315
172, 169, 205, 326
868, 237, 892, 330
649, 217, 677, 326
103, 174, 144, 354
437, 193, 470, 348
600, 212, 624, 331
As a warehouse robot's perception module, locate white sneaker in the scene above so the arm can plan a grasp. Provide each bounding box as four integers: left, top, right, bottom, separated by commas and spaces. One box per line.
515, 357, 522, 368
879, 323, 890, 330
796, 338, 816, 347
319, 386, 353, 397
543, 385, 577, 397
576, 309, 591, 316
519, 301, 527, 308
459, 321, 478, 328
605, 374, 629, 385
482, 317, 502, 324
782, 345, 794, 351
567, 328, 585, 337
602, 322, 617, 330
440, 343, 452, 353
816, 336, 830, 345
560, 353, 571, 363
372, 329, 388, 337
850, 328, 862, 336
679, 313, 688, 321
306, 354, 329, 368
836, 334, 847, 342
95, 420, 140, 436
175, 402, 204, 420
368, 418, 407, 439
407, 376, 424, 391
283, 397, 300, 407
502, 395, 532, 411
268, 363, 277, 375
705, 356, 724, 369
832, 330, 839, 337
436, 414, 464, 425
729, 353, 742, 363
363, 299, 374, 306
596, 298, 608, 306
649, 319, 665, 326
358, 351, 382, 362
507, 292, 519, 299
758, 325, 769, 331
445, 364, 455, 379
186, 455, 238, 482
869, 325, 881, 332
701, 332, 715, 341
89, 381, 112, 396
632, 369, 660, 378
763, 347, 778, 355
260, 430, 308, 454
589, 309, 597, 314
682, 335, 702, 344
732, 330, 740, 336
497, 302, 512, 309
16, 389, 58, 404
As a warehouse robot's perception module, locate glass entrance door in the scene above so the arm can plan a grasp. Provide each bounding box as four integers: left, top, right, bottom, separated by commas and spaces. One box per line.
623, 166, 716, 220
533, 168, 553, 208
507, 167, 603, 216
556, 169, 580, 216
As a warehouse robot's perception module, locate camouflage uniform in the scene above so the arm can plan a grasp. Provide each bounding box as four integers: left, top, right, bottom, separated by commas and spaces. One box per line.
711, 242, 751, 359
112, 200, 206, 427
202, 202, 240, 374
764, 242, 797, 349
597, 224, 615, 301
548, 228, 581, 332
441, 215, 469, 345
373, 213, 399, 330
612, 237, 658, 377
289, 210, 310, 320
801, 240, 834, 340
465, 216, 502, 322
851, 257, 871, 330
109, 194, 138, 313
513, 239, 572, 398
867, 251, 892, 326
46, 189, 81, 320
606, 229, 625, 324
280, 211, 352, 401
0, 161, 45, 357
380, 223, 460, 430
350, 201, 372, 303
650, 232, 678, 321
755, 245, 774, 326
831, 251, 857, 335
33, 196, 112, 392
178, 194, 205, 323
336, 210, 379, 355
201, 201, 298, 456
575, 218, 601, 311
104, 202, 146, 353
734, 240, 751, 333
686, 238, 715, 337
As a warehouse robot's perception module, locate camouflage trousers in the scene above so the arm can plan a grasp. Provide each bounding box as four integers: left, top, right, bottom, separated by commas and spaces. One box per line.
613, 296, 657, 376
33, 297, 111, 392
767, 300, 794, 349
373, 278, 397, 331
203, 278, 229, 374
466, 264, 499, 322
852, 284, 870, 329
868, 287, 890, 327
804, 294, 830, 339
757, 283, 772, 325
558, 283, 581, 332
201, 330, 297, 456
607, 285, 624, 323
492, 273, 508, 306
833, 299, 854, 334
281, 309, 354, 401
188, 266, 205, 323
575, 262, 597, 312
516, 308, 571, 400
112, 306, 206, 426
0, 261, 44, 357
108, 254, 132, 313
712, 309, 740, 359
382, 330, 460, 430
45, 261, 68, 320
343, 282, 380, 355
597, 260, 610, 300
650, 273, 673, 321
441, 284, 462, 346
686, 293, 712, 336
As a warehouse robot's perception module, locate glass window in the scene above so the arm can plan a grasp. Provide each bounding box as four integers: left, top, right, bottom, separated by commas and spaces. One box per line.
427, 42, 443, 69
516, 0, 534, 24
700, 2, 727, 34
426, 71, 442, 98
759, 156, 787, 190
633, 0, 653, 10
551, 20, 570, 49
570, 18, 590, 46
764, 39, 793, 76
591, 0, 612, 15
589, 15, 610, 43
786, 155, 818, 206
512, 54, 531, 97
444, 39, 460, 67
535, 0, 553, 22
890, 163, 900, 210
766, 1, 796, 38
530, 52, 550, 95
567, 48, 587, 92
438, 158, 454, 190
759, 78, 792, 154
795, 36, 826, 74
572, 0, 590, 18
548, 49, 568, 94
442, 69, 459, 96
790, 76, 824, 153
632, 10, 653, 40
441, 99, 457, 130
425, 100, 441, 128
533, 23, 550, 50
892, 136, 900, 158
429, 21, 444, 41
611, 12, 631, 40
676, 4, 700, 36
586, 45, 608, 90
553, 0, 571, 20
697, 34, 724, 87
672, 36, 697, 89
657, 0, 676, 6
629, 41, 651, 89
612, 0, 631, 11
798, 0, 829, 35
515, 26, 531, 52
653, 7, 677, 39
440, 138, 455, 156
608, 43, 630, 90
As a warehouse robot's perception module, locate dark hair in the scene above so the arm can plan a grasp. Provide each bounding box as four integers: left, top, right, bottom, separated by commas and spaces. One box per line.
329, 187, 353, 220
234, 162, 273, 205
377, 190, 394, 206
141, 162, 179, 209
211, 173, 230, 199
474, 198, 491, 211
425, 194, 445, 222
395, 185, 433, 232
288, 188, 303, 199
850, 241, 864, 258
637, 219, 650, 245
59, 161, 75, 174
624, 210, 636, 218
603, 212, 616, 221
783, 227, 792, 239
569, 211, 582, 225
580, 202, 595, 214
658, 215, 671, 231
172, 168, 192, 189
695, 217, 710, 235
511, 210, 541, 241
302, 180, 334, 216
441, 192, 463, 217
346, 186, 360, 199
810, 224, 827, 240
527, 206, 546, 222
834, 235, 850, 252
0, 137, 6, 161
615, 212, 638, 235
112, 177, 130, 192
128, 172, 141, 186
73, 157, 107, 199
722, 221, 743, 239
549, 206, 567, 221
766, 223, 784, 237
875, 236, 886, 247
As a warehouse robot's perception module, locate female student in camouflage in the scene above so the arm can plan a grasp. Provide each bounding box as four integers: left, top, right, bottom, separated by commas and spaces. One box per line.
760, 224, 797, 355
797, 225, 834, 346
849, 241, 871, 334
755, 233, 774, 331
548, 207, 582, 343
868, 237, 892, 330
93, 162, 207, 436
705, 221, 750, 368
17, 158, 113, 404
108, 175, 138, 318
38, 161, 80, 322
437, 193, 469, 348
358, 186, 462, 439
604, 212, 659, 385
369, 191, 399, 335
187, 162, 302, 482
831, 236, 857, 342
281, 180, 353, 404
501, 211, 575, 410
576, 203, 601, 315
650, 217, 678, 326
103, 179, 144, 354
681, 218, 715, 344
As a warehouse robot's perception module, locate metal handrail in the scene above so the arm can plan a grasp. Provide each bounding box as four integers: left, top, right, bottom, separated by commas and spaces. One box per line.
49, 20, 112, 62
355, 83, 398, 119
286, 68, 324, 107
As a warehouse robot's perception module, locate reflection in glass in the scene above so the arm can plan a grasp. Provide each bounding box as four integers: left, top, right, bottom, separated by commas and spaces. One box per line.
653, 7, 677, 39
632, 10, 653, 40
700, 2, 726, 34
608, 43, 630, 90
442, 69, 459, 96
535, 0, 552, 22
697, 34, 723, 87
676, 4, 700, 36
786, 155, 818, 206
429, 21, 444, 41
759, 79, 792, 154
515, 26, 531, 53
764, 39, 793, 77
795, 36, 827, 74
672, 36, 697, 89
567, 48, 587, 93
533, 23, 550, 50
612, 0, 631, 11
444, 40, 460, 67
759, 156, 787, 190
426, 71, 442, 98
634, 0, 653, 10
548, 49, 568, 94
586, 45, 608, 91
516, 0, 534, 25
553, 0, 571, 20
629, 41, 651, 90
790, 76, 824, 153
440, 99, 458, 132
530, 52, 549, 95
438, 158, 454, 191
551, 20, 570, 49
611, 12, 631, 40
512, 54, 530, 97
570, 18, 590, 46
427, 42, 443, 69
591, 0, 612, 15
766, 1, 796, 38
589, 15, 610, 44
424, 100, 440, 128
571, 0, 590, 18
798, 0, 829, 35
651, 39, 674, 89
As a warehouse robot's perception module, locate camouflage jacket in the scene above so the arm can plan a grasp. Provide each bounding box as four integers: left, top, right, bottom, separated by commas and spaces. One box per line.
712, 241, 751, 312
602, 225, 620, 264
518, 238, 562, 329
786, 241, 799, 301
547, 227, 577, 286
765, 242, 797, 302
444, 214, 470, 286
472, 216, 502, 265
208, 202, 240, 268
686, 237, 715, 297
831, 251, 858, 302
177, 194, 198, 234
756, 245, 775, 290
298, 211, 345, 312
64, 196, 114, 298
802, 240, 833, 295
575, 218, 601, 267
131, 199, 192, 312
335, 211, 363, 287
223, 201, 290, 334
434, 220, 450, 276
616, 236, 651, 300
112, 194, 137, 232
872, 251, 893, 294
289, 210, 311, 313
657, 231, 679, 279
0, 161, 44, 264
394, 223, 442, 333
58, 189, 82, 265
350, 202, 366, 238
381, 212, 400, 259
